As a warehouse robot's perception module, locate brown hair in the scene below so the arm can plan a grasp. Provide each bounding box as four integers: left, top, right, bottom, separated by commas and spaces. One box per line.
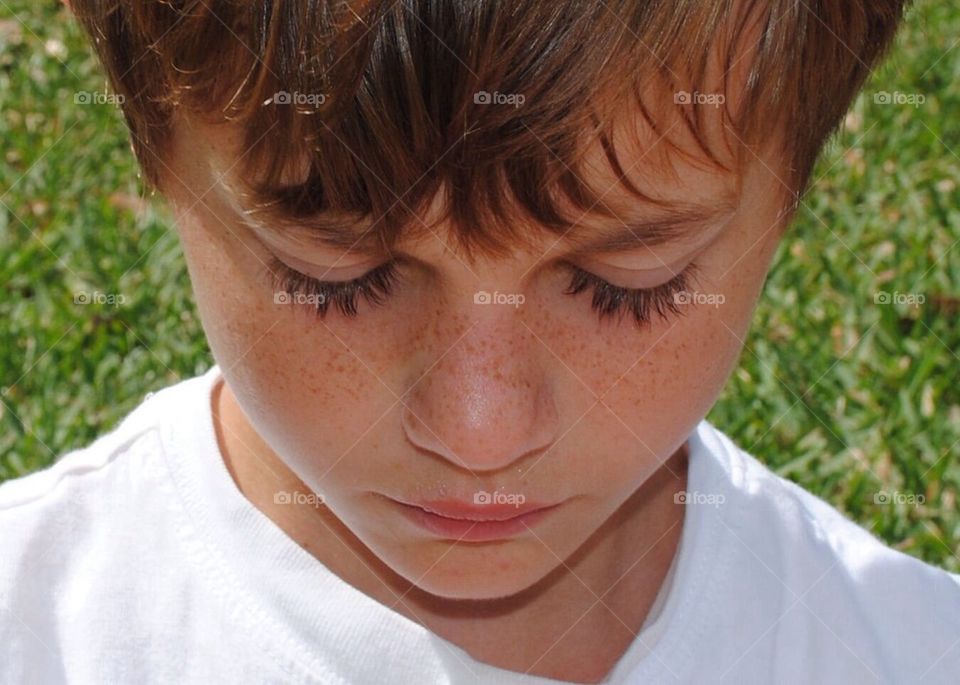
69, 0, 909, 258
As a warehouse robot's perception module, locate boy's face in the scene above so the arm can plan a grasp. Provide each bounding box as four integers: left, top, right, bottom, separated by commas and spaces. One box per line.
162, 101, 790, 600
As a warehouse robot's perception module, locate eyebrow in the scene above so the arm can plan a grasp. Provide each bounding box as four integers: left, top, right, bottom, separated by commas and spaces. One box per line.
227, 184, 739, 256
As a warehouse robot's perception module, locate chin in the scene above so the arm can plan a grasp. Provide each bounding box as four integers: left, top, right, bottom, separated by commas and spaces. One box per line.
381, 543, 564, 602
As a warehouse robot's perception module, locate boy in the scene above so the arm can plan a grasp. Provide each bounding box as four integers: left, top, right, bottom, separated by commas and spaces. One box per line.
2, 0, 958, 683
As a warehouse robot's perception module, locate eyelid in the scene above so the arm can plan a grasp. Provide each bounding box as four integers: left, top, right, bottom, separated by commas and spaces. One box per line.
566, 213, 732, 263
262, 239, 385, 281
573, 256, 692, 290
246, 221, 383, 274
574, 223, 724, 287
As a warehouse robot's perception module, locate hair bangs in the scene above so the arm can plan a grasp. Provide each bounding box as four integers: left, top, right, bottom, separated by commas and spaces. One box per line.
71, 0, 910, 258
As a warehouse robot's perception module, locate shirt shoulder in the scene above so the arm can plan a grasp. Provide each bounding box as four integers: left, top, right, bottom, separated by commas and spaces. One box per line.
0, 383, 177, 594
724, 426, 958, 584
0, 376, 216, 682
696, 422, 960, 682
0, 368, 321, 684
0, 368, 217, 513
0, 386, 169, 534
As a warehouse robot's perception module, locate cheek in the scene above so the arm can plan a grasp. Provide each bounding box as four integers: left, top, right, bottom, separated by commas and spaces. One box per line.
601, 307, 741, 439
175, 189, 776, 502
221, 317, 412, 488
175, 212, 401, 478
531, 311, 730, 495
546, 244, 771, 486
607, 246, 771, 419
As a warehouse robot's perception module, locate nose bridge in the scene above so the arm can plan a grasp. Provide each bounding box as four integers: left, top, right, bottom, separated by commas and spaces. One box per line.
401, 314, 558, 473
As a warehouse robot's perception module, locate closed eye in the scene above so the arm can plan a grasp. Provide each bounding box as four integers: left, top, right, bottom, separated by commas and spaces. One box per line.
268, 254, 700, 328
561, 261, 700, 327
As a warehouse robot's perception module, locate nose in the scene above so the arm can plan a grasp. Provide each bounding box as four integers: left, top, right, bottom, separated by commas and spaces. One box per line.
401, 318, 559, 473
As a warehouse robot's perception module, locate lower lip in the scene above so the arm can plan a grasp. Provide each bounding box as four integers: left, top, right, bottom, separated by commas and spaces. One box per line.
392, 501, 561, 542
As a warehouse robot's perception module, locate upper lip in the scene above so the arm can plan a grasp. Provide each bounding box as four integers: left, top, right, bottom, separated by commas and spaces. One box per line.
393, 497, 559, 522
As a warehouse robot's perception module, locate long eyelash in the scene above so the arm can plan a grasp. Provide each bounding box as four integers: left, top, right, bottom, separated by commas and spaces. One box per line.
268, 255, 700, 326
269, 256, 400, 318
563, 262, 701, 328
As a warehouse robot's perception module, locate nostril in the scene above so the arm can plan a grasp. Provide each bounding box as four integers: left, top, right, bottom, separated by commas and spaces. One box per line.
400, 389, 559, 473
399, 331, 559, 470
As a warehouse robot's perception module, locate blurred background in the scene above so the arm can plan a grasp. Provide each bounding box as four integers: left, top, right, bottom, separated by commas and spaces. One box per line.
1, 1, 957, 570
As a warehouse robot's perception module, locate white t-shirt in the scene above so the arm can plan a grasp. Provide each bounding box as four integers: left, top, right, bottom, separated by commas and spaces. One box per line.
1, 365, 958, 684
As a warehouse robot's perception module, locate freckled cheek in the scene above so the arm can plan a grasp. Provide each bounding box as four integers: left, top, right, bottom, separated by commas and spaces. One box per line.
219, 310, 422, 489
178, 220, 403, 463
226, 320, 406, 457
590, 230, 772, 430
582, 307, 745, 460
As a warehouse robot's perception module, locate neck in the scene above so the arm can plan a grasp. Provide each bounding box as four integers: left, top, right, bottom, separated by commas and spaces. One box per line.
213, 379, 688, 683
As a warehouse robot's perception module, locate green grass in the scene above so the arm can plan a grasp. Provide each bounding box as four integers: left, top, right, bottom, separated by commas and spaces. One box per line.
1, 1, 958, 572
0, 1, 210, 475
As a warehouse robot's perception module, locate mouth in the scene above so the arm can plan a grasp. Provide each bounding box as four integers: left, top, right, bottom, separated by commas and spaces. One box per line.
386, 497, 564, 542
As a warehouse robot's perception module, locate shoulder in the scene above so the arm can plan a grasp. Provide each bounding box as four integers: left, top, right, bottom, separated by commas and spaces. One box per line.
0, 388, 167, 537
0, 368, 215, 518
0, 372, 214, 670
695, 420, 960, 680
706, 420, 960, 596
723, 422, 956, 576
0, 368, 222, 552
